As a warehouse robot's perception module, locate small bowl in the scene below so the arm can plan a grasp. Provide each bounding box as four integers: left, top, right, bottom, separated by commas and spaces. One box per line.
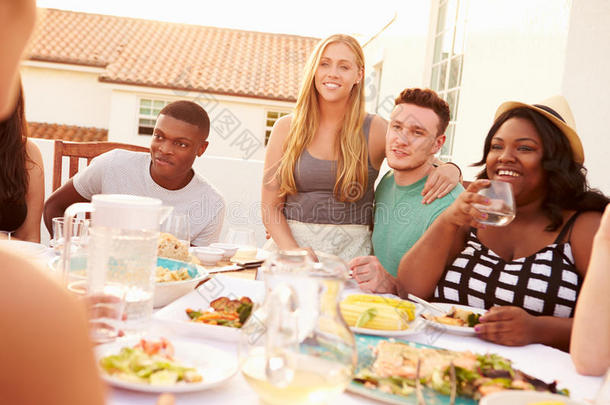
209, 243, 240, 260
190, 247, 224, 265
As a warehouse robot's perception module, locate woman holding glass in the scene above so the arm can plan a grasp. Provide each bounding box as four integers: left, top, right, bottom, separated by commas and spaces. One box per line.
262, 34, 460, 261
397, 96, 609, 350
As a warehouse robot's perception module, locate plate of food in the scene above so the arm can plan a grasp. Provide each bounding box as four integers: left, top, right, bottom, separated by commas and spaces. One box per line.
340, 294, 425, 337
153, 274, 265, 342
96, 336, 238, 393
479, 390, 585, 405
349, 334, 569, 405
420, 303, 486, 336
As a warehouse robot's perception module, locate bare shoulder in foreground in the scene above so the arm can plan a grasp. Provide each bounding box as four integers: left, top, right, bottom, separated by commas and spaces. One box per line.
0, 246, 106, 405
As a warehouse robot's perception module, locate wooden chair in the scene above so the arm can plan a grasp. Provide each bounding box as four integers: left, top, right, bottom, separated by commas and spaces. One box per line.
52, 140, 149, 191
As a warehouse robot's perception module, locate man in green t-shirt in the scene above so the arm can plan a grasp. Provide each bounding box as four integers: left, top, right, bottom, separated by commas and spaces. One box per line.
350, 88, 463, 294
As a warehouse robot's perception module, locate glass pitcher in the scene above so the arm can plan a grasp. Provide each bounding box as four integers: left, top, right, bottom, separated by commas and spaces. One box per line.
239, 250, 356, 405
61, 194, 172, 326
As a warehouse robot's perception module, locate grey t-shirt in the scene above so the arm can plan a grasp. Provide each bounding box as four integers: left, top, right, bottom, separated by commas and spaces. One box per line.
73, 149, 226, 246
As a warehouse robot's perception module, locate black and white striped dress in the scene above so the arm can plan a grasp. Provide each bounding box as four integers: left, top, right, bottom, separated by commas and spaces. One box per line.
433, 214, 583, 318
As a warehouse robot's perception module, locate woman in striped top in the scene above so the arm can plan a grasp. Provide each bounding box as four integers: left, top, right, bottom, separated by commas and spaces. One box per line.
397, 96, 608, 351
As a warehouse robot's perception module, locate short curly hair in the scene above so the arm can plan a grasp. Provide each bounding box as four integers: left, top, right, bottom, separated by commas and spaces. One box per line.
394, 88, 450, 136
159, 100, 210, 140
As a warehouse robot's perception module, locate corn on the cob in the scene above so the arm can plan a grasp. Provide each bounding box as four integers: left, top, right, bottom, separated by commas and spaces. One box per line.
340, 301, 414, 330
342, 294, 416, 319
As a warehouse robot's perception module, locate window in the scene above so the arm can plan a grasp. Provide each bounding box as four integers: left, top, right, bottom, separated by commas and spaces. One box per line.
264, 110, 290, 145
430, 0, 468, 160
138, 98, 169, 135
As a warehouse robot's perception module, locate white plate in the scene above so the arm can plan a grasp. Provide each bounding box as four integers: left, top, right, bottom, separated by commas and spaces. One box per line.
96, 336, 238, 393
479, 390, 583, 405
351, 316, 426, 337
153, 275, 265, 342
1, 240, 49, 260
421, 303, 486, 336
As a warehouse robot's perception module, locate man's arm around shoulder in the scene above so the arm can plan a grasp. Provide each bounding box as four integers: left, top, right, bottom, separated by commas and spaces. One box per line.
43, 179, 89, 234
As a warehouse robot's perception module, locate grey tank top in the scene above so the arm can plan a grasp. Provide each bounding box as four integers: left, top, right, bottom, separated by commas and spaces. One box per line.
284, 114, 379, 225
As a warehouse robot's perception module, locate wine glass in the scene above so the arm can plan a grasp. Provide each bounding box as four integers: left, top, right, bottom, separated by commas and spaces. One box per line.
225, 228, 256, 248
473, 180, 516, 226
160, 213, 191, 247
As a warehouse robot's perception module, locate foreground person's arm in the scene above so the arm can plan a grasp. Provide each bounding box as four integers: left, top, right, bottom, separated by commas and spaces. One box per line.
571, 205, 610, 375
0, 246, 106, 405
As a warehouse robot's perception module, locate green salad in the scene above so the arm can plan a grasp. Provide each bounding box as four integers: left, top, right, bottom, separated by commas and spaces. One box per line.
99, 338, 202, 385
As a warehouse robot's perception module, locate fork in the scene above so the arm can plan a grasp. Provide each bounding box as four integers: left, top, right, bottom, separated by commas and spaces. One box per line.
407, 294, 447, 314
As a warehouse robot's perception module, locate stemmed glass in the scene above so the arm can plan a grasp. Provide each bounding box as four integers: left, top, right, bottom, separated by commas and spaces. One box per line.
473, 180, 516, 226
225, 228, 256, 248
161, 213, 191, 247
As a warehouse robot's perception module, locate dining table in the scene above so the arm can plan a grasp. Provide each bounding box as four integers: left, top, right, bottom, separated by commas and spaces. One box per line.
106, 272, 605, 405
11, 238, 602, 405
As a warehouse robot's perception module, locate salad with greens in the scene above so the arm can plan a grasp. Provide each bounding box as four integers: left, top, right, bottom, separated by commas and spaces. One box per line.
99, 338, 202, 385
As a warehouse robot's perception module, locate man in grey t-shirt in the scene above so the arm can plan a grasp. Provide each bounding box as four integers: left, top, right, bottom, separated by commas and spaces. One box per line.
44, 100, 225, 246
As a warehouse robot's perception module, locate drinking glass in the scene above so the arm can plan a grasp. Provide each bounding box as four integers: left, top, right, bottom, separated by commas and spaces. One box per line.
59, 254, 126, 344
51, 217, 89, 254
161, 213, 191, 247
473, 180, 516, 226
0, 231, 12, 240
225, 228, 256, 248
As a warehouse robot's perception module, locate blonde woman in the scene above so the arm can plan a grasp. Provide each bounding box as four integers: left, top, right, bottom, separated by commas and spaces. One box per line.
262, 34, 460, 261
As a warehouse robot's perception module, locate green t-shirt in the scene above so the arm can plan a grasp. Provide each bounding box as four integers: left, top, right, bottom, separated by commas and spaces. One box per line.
372, 171, 463, 277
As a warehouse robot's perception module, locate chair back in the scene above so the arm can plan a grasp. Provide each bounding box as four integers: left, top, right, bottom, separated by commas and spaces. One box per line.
52, 140, 149, 191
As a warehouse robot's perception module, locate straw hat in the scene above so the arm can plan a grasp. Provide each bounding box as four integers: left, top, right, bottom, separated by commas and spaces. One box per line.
494, 95, 584, 164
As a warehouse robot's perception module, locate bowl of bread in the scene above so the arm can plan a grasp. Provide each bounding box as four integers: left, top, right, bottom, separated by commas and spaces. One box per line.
154, 233, 208, 307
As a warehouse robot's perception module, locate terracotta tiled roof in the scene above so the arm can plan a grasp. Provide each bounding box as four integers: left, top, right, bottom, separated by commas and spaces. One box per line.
28, 122, 108, 142
26, 9, 320, 102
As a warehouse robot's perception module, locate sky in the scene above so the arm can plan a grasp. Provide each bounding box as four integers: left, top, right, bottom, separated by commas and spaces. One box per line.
35, 0, 401, 39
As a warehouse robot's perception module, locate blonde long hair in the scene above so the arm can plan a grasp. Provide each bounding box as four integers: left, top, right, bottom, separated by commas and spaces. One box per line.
277, 34, 368, 202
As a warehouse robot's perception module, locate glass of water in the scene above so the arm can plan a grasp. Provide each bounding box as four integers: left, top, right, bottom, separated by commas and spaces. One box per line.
51, 217, 89, 254
473, 180, 516, 226
161, 213, 190, 247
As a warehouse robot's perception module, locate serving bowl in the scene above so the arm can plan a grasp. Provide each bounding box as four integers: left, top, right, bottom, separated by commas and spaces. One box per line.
154, 258, 209, 307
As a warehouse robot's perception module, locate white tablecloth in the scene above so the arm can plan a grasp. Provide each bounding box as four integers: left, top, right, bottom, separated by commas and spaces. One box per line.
106, 276, 603, 405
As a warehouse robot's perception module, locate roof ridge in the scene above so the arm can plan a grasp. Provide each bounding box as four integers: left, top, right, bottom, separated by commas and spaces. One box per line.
38, 8, 321, 41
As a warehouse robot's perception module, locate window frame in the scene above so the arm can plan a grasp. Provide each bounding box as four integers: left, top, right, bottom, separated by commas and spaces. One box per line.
137, 97, 170, 136
264, 109, 291, 145
429, 0, 468, 161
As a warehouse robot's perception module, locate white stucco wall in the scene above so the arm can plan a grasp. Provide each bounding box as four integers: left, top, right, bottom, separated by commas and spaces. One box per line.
363, 2, 432, 120
20, 62, 111, 128
106, 84, 292, 162
454, 0, 572, 181
561, 0, 610, 194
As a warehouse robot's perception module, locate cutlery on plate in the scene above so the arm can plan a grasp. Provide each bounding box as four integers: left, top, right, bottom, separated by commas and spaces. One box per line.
407, 294, 447, 314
